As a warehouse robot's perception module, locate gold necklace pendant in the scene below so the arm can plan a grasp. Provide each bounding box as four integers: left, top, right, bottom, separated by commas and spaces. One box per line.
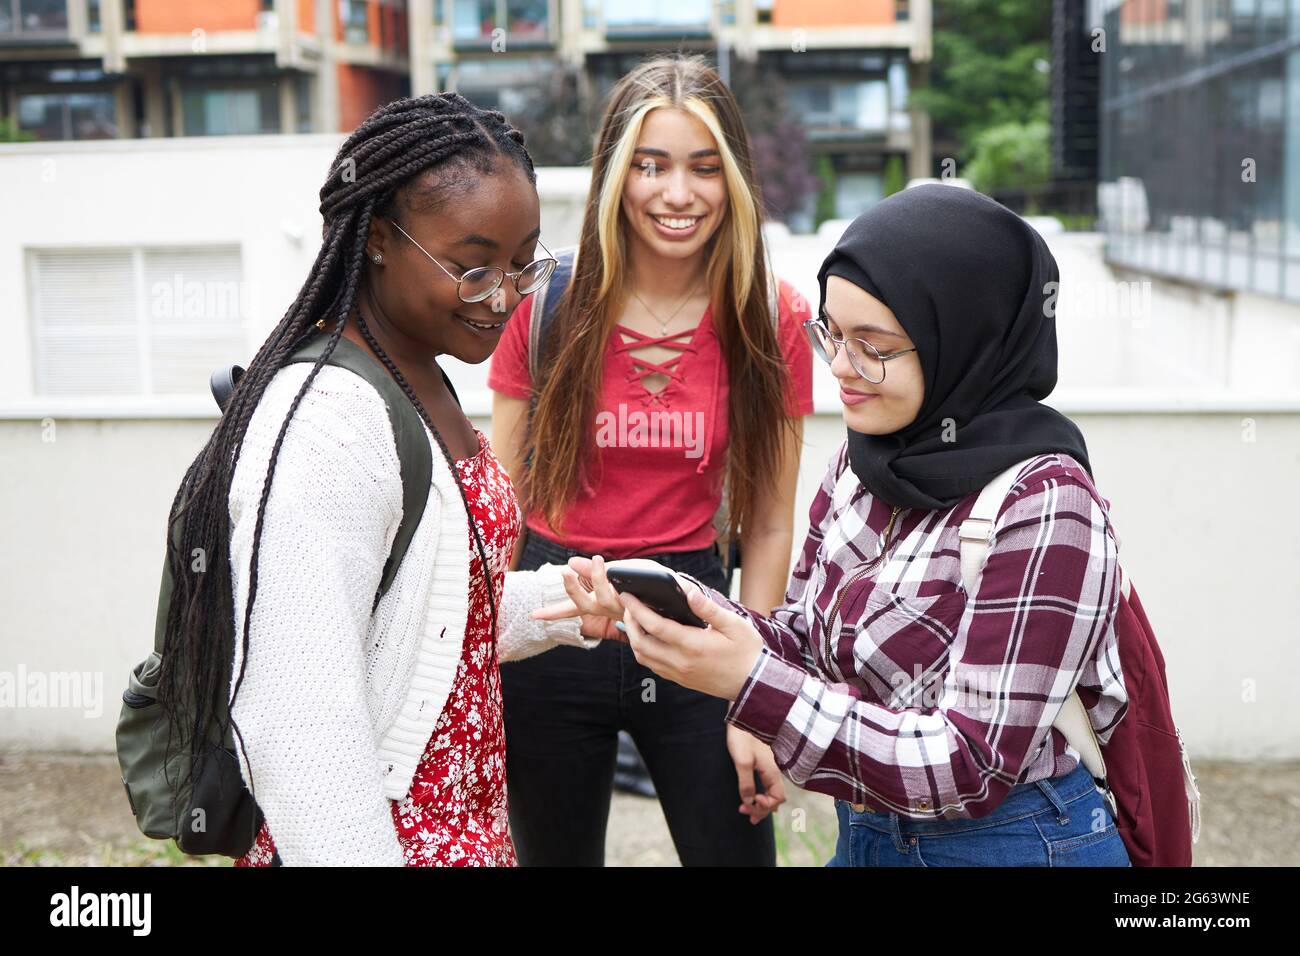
632, 285, 703, 337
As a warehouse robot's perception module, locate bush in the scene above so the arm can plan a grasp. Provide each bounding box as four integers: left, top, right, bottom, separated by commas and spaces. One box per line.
0, 117, 34, 143
965, 119, 1050, 193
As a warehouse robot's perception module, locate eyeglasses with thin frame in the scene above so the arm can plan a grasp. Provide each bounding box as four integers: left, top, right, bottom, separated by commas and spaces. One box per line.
387, 218, 558, 305
803, 313, 917, 384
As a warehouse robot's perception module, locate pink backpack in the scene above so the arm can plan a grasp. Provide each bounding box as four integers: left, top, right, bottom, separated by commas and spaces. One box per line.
960, 458, 1201, 866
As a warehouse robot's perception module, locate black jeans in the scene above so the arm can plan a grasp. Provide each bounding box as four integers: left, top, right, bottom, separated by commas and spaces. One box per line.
501, 530, 777, 866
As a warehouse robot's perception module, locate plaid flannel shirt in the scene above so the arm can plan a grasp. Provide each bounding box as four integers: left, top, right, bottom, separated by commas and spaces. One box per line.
684, 441, 1128, 820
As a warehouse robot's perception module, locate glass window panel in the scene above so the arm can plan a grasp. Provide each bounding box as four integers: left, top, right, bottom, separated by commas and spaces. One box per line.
17, 91, 116, 140
604, 0, 710, 28
507, 0, 547, 39
181, 86, 279, 136
20, 0, 67, 32
453, 0, 493, 39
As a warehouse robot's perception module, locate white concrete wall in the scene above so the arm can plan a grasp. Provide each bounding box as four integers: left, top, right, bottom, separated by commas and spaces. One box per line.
0, 135, 589, 418
2, 410, 1297, 758
2, 136, 1299, 758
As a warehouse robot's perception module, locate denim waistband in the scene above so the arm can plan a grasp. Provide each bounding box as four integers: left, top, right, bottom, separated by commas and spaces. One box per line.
521, 528, 724, 582
843, 761, 1102, 835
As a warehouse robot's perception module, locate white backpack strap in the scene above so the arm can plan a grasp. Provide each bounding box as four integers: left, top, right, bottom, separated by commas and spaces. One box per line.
1177, 727, 1202, 843
957, 457, 1109, 788
1054, 690, 1108, 787
957, 458, 1036, 594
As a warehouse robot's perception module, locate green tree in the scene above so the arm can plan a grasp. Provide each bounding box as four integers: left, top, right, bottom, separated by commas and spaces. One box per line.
813, 154, 837, 230
965, 119, 1050, 194
883, 154, 906, 197
509, 67, 599, 167
728, 57, 818, 223
912, 0, 1050, 175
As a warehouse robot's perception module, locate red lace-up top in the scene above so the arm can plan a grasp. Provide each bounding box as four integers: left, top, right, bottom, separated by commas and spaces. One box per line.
488, 279, 814, 557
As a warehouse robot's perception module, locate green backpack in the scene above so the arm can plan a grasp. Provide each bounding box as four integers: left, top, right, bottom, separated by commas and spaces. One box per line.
115, 332, 438, 857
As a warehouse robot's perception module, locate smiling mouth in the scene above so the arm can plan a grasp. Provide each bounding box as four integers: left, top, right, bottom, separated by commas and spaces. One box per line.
455, 313, 506, 332
650, 213, 704, 231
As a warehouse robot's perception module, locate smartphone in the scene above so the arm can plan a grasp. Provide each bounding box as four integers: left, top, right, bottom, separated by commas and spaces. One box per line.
604, 565, 708, 629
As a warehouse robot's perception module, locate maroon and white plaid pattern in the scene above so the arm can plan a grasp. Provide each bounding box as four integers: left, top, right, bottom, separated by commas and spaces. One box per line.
683, 442, 1128, 820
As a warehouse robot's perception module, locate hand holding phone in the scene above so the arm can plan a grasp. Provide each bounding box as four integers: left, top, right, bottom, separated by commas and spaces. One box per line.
603, 563, 707, 629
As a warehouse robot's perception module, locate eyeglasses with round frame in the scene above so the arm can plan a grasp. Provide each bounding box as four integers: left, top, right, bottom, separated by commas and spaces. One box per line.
386, 218, 558, 304
803, 313, 917, 384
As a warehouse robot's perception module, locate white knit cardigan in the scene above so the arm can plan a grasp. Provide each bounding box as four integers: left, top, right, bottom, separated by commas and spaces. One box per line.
226, 361, 596, 866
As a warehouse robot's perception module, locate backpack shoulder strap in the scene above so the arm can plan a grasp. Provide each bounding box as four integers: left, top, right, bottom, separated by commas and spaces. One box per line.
957, 458, 1039, 594
210, 365, 244, 413
528, 247, 577, 387
957, 456, 1109, 786
285, 333, 433, 606
523, 248, 577, 478
768, 272, 782, 330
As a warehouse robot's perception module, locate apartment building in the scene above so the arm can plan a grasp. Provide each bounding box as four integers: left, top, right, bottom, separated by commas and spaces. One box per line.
412, 0, 933, 221
0, 0, 408, 138
3, 1, 932, 221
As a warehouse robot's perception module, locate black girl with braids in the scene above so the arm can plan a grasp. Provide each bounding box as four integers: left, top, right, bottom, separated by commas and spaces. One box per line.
155, 93, 600, 866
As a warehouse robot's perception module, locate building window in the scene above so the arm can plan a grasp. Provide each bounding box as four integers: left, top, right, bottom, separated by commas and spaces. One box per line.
17, 90, 117, 140
896, 0, 910, 22
788, 80, 889, 134
29, 246, 248, 398
0, 0, 69, 35
295, 73, 313, 132
181, 85, 280, 136
603, 0, 710, 33
888, 58, 910, 131
506, 0, 547, 40
453, 0, 548, 42
836, 171, 884, 218
340, 0, 369, 43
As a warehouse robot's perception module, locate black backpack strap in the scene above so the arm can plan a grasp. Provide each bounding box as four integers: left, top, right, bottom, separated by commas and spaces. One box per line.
210, 365, 244, 413
285, 333, 434, 607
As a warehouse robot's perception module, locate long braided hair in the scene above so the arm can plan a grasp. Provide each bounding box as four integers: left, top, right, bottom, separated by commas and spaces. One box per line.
156, 93, 536, 792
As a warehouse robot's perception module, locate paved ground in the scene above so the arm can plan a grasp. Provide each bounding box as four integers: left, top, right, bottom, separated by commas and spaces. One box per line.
2, 752, 1295, 866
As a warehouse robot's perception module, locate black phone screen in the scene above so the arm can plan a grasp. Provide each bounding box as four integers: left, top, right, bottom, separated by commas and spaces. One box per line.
604, 566, 708, 629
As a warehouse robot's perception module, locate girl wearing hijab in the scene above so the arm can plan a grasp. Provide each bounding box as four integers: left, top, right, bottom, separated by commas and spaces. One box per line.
542, 184, 1132, 866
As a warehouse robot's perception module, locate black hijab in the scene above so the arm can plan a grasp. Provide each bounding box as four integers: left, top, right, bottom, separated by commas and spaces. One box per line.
817, 184, 1091, 511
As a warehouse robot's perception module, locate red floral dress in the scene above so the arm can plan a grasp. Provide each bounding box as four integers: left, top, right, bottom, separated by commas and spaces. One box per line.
235, 427, 520, 867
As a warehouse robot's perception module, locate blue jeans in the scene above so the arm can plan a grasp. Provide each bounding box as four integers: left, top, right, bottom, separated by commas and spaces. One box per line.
825, 762, 1131, 867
